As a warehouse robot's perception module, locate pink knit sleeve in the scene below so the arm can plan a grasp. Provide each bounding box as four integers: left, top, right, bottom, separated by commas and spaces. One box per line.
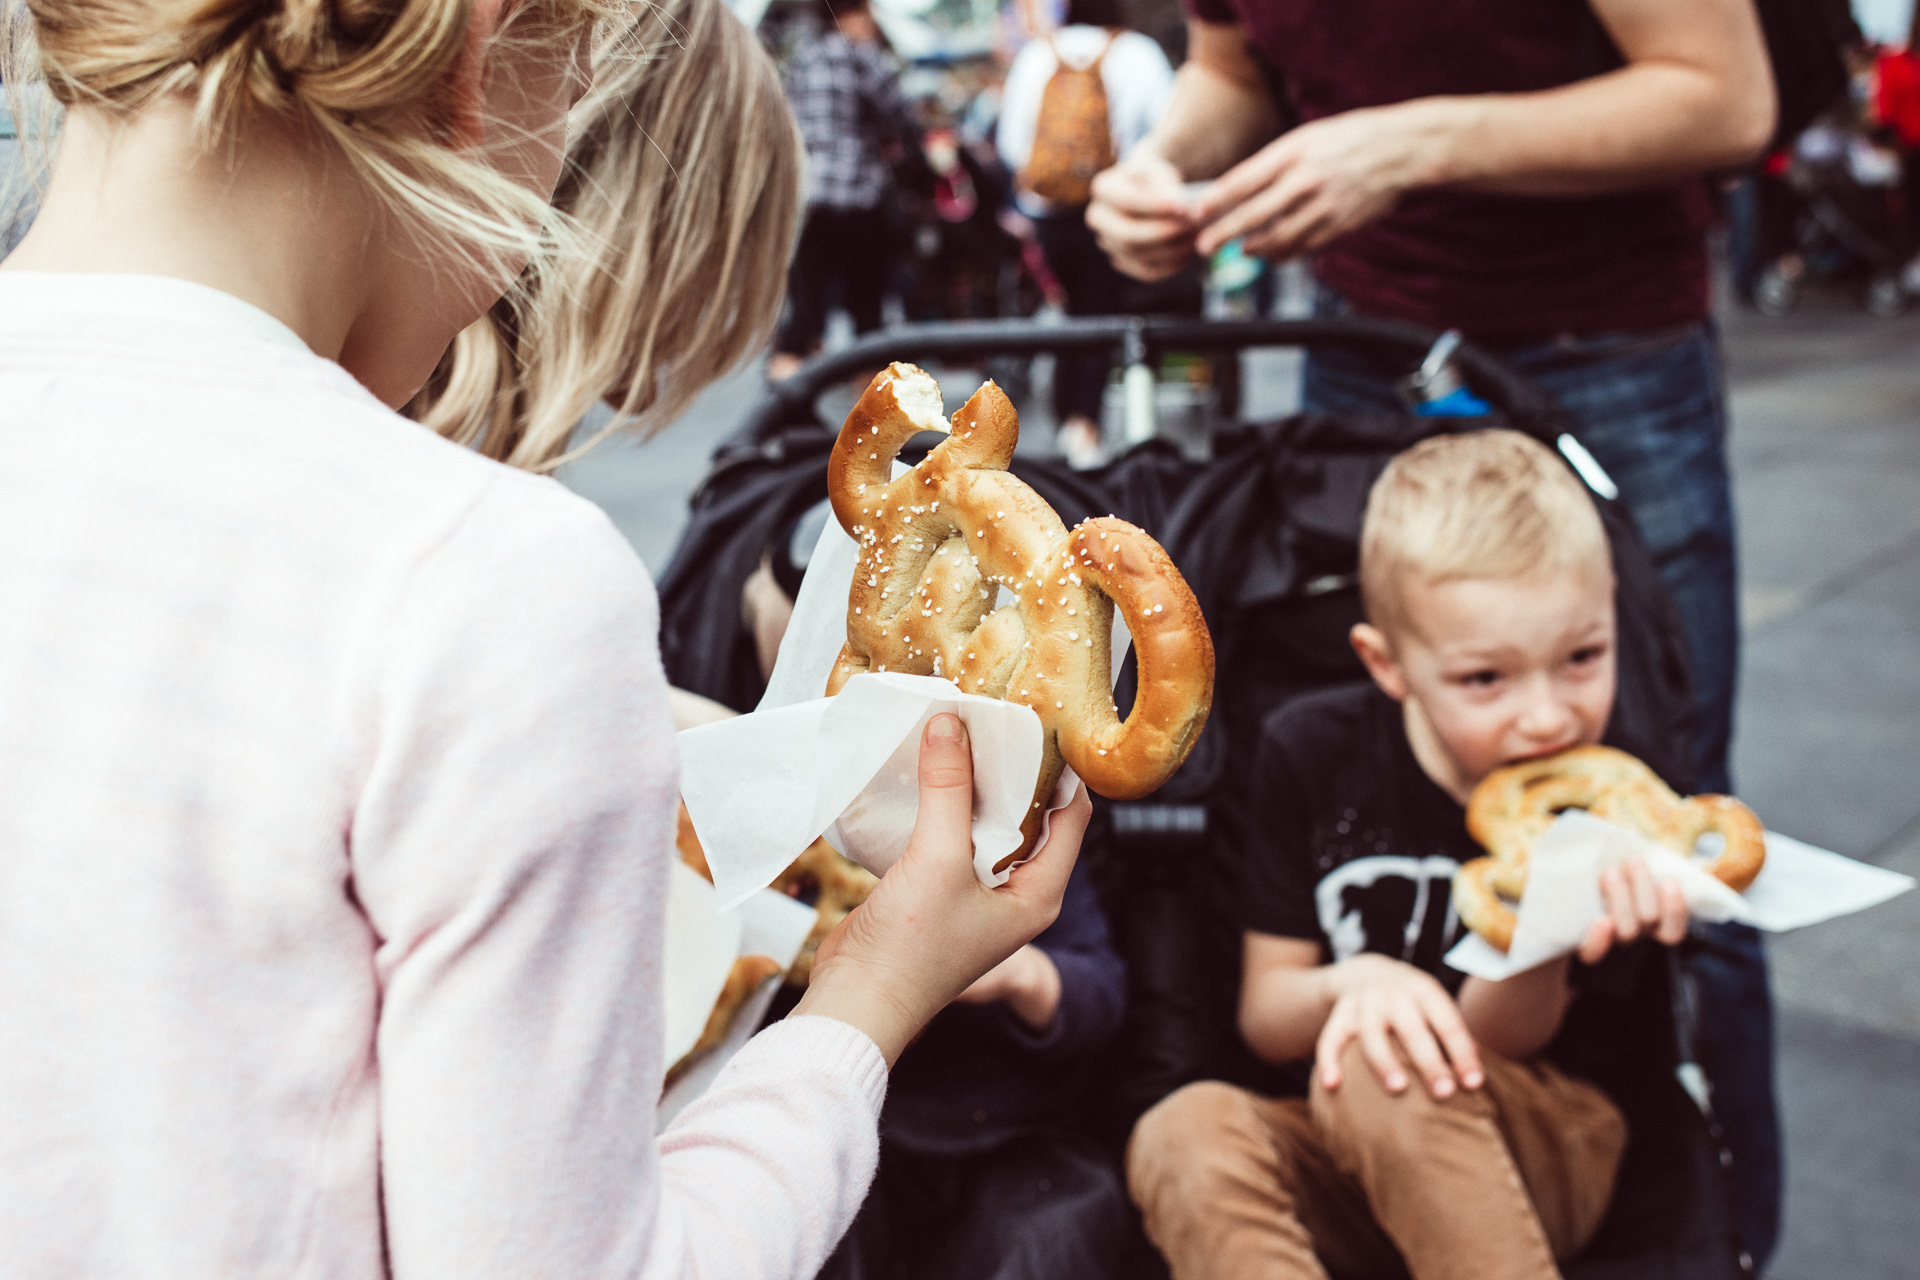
346, 471, 884, 1279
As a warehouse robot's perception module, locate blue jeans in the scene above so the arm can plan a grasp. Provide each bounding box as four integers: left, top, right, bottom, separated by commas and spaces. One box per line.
1301, 317, 1780, 1270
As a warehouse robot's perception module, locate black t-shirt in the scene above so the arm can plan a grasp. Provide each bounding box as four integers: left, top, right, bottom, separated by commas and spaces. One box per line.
1242, 681, 1482, 990
1241, 680, 1687, 992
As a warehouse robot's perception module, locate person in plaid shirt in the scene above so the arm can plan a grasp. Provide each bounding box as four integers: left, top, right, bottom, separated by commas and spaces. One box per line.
769, 0, 921, 380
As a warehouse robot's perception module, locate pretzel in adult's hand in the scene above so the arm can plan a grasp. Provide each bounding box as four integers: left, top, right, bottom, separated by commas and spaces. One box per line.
825, 362, 1214, 868
1453, 744, 1767, 952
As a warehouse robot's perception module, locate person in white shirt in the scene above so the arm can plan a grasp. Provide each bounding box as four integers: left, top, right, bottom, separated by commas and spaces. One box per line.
0, 0, 1087, 1275
997, 0, 1178, 466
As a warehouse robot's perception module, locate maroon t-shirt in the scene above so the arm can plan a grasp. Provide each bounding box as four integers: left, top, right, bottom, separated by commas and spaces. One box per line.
1186, 0, 1712, 339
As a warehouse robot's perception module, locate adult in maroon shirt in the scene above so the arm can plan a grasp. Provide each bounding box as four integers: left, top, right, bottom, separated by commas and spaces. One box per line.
1087, 0, 1770, 330
1088, 0, 1783, 1270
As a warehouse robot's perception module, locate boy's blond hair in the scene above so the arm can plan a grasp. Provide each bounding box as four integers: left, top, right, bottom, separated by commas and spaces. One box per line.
1360, 429, 1610, 639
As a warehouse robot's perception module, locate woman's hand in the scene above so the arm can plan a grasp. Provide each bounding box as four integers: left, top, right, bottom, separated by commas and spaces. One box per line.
1086, 154, 1202, 282
1577, 855, 1690, 965
955, 944, 1063, 1033
791, 714, 1090, 1064
1317, 953, 1484, 1100
1192, 102, 1449, 261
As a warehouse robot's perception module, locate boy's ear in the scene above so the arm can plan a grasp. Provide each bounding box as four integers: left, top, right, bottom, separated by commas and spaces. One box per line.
1350, 623, 1408, 702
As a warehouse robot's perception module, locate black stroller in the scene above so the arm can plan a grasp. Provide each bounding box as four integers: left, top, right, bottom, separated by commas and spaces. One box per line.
656, 316, 1751, 1280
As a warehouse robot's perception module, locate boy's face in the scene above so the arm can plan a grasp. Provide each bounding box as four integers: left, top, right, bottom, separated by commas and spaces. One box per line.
1352, 559, 1618, 802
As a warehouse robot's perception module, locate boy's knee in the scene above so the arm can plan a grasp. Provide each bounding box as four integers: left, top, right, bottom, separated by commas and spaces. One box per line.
1311, 1039, 1494, 1173
1126, 1080, 1270, 1213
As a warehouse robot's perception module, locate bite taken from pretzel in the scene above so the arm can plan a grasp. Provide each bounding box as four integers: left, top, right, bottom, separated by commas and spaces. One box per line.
1454, 744, 1766, 952
825, 362, 1215, 870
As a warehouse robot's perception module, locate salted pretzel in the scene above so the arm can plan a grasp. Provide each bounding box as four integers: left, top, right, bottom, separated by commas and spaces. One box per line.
824, 363, 1215, 868
774, 838, 879, 985
1454, 744, 1767, 951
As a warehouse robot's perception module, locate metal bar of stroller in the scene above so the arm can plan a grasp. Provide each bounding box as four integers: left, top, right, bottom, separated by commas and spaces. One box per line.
746, 314, 1570, 445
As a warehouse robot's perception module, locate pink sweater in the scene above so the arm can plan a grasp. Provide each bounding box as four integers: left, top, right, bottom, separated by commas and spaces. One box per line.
0, 273, 886, 1277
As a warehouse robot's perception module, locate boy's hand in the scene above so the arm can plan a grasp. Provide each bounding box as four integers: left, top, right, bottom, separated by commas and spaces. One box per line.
1318, 954, 1485, 1100
1577, 854, 1690, 965
955, 943, 1063, 1033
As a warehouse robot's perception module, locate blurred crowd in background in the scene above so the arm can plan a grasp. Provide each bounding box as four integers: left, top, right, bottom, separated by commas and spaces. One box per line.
731, 0, 1920, 460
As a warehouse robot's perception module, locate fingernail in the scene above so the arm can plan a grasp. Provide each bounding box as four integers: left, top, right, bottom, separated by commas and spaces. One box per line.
1435, 1079, 1454, 1098
927, 713, 964, 744
1388, 1074, 1406, 1092
1463, 1071, 1483, 1088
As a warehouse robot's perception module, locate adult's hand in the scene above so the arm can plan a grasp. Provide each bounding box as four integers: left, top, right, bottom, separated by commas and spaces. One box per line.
1192, 103, 1438, 262
1316, 953, 1484, 1100
1086, 153, 1200, 282
792, 714, 1090, 1064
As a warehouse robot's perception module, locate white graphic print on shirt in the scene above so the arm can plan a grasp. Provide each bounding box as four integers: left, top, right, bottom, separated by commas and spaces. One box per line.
1313, 855, 1462, 964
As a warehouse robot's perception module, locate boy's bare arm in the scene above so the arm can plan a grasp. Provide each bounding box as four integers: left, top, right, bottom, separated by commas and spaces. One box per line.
1457, 858, 1691, 1060
1240, 933, 1484, 1099
1238, 933, 1339, 1064
1457, 961, 1577, 1061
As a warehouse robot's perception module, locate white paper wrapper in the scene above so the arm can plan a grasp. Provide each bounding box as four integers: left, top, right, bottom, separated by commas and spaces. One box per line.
1445, 811, 1916, 981
680, 498, 1122, 911
658, 861, 819, 1127
660, 863, 818, 1065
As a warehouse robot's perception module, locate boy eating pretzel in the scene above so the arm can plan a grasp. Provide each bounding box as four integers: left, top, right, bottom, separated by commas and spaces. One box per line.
1128, 429, 1693, 1280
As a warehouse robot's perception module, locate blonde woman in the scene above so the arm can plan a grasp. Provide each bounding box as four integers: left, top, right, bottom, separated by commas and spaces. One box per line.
0, 0, 1087, 1275
412, 0, 797, 469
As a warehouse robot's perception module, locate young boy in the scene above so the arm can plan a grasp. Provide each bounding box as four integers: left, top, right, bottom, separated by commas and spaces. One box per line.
1127, 429, 1693, 1280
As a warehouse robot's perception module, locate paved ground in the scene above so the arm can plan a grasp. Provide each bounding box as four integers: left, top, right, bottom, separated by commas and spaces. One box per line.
1718, 294, 1920, 1280
561, 287, 1920, 1280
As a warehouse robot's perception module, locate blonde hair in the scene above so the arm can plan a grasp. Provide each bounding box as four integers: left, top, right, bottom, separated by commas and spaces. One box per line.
3, 0, 613, 293
1359, 429, 1610, 638
408, 0, 803, 471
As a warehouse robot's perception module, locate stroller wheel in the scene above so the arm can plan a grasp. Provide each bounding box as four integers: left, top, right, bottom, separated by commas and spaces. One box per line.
1864, 272, 1908, 319
1752, 264, 1800, 318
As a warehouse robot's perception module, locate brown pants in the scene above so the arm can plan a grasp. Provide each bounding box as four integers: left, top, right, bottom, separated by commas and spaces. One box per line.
1127, 1042, 1627, 1280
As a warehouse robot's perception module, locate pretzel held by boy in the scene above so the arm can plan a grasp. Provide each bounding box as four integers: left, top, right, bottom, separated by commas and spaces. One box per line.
1456, 744, 1766, 951
825, 363, 1214, 868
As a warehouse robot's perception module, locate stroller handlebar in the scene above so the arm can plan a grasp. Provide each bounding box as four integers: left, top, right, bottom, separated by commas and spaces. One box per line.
745, 314, 1569, 446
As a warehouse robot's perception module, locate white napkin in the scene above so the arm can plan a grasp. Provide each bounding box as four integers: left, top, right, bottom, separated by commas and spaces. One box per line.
659, 862, 819, 1070
680, 500, 1121, 911
1445, 811, 1916, 980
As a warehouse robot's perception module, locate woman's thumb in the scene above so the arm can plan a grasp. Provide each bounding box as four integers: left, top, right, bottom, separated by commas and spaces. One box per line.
911, 713, 975, 856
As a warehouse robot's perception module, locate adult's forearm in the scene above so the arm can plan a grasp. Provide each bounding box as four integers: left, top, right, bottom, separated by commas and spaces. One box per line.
1407, 60, 1773, 198
1134, 58, 1282, 183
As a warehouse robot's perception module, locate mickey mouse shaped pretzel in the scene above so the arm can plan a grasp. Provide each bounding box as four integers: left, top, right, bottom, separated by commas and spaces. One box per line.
825, 363, 1215, 869
1455, 744, 1767, 952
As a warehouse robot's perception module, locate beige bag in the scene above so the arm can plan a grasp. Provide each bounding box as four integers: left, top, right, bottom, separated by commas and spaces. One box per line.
1020, 32, 1118, 207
